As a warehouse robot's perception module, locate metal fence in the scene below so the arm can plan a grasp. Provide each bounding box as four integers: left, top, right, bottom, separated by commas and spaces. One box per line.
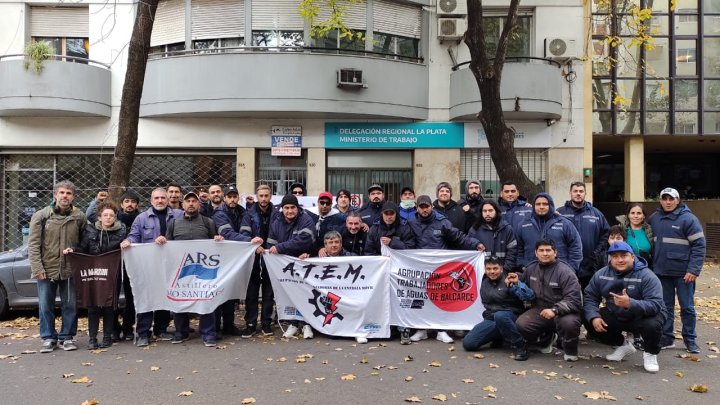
0, 153, 236, 250
327, 169, 413, 204
460, 149, 547, 199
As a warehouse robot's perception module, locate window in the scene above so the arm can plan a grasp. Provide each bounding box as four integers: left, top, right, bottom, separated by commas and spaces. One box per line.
372, 33, 419, 59
676, 48, 697, 63
193, 37, 244, 53
316, 30, 366, 54
33, 37, 89, 63
149, 42, 185, 57
252, 31, 304, 48
483, 15, 532, 58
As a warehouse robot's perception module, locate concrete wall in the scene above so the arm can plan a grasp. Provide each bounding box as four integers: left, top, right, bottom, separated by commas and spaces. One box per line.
547, 147, 583, 203
413, 149, 460, 198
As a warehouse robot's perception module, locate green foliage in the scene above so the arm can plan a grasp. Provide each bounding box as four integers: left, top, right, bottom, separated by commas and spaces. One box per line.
299, 0, 366, 43
23, 40, 52, 74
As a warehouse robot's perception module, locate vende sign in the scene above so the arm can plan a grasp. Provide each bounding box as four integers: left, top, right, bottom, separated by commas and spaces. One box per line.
271, 126, 302, 156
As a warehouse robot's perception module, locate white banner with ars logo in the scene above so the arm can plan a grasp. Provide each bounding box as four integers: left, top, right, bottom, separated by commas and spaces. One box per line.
123, 240, 256, 314
263, 254, 391, 339
387, 247, 485, 330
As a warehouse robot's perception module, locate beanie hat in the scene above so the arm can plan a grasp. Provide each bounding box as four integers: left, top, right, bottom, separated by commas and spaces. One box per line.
120, 189, 140, 202
281, 194, 299, 207
465, 179, 481, 194
436, 181, 452, 195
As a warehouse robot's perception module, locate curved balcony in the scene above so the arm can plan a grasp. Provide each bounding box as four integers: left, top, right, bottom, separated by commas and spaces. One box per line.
0, 55, 111, 117
140, 47, 428, 119
449, 57, 563, 121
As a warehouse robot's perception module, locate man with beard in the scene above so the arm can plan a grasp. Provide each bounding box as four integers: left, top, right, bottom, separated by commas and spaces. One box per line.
121, 188, 184, 347
312, 192, 347, 251
331, 211, 367, 256
515, 193, 582, 273
433, 182, 467, 235
200, 184, 225, 217
162, 192, 224, 347
166, 183, 183, 210
358, 184, 385, 225
497, 181, 533, 233
211, 185, 247, 337
515, 239, 582, 362
236, 185, 279, 337
114, 189, 141, 341
460, 179, 484, 231
467, 200, 518, 272
365, 201, 416, 256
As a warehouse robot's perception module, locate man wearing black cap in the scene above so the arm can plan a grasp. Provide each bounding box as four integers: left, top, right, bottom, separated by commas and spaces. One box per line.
161, 191, 224, 347
433, 181, 468, 236
365, 201, 416, 256
399, 187, 417, 221
358, 184, 385, 225
265, 194, 316, 339
288, 182, 306, 196
648, 187, 706, 353
211, 185, 247, 336
584, 241, 665, 372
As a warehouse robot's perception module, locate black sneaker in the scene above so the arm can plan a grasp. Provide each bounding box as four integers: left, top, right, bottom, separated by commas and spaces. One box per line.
400, 329, 411, 345
203, 338, 217, 347
87, 338, 99, 350
136, 336, 150, 347
171, 334, 189, 344
99, 336, 113, 349
241, 326, 256, 339
155, 332, 174, 341
513, 345, 529, 361
261, 325, 274, 336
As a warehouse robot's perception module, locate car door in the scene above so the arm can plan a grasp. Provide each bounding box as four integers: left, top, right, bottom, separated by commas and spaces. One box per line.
12, 245, 37, 298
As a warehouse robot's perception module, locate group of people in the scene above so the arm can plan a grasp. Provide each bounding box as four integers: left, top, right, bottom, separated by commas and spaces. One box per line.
28, 179, 706, 374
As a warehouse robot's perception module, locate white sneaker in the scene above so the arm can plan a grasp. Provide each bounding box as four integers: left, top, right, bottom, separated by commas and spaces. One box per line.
302, 325, 314, 339
563, 354, 579, 362
282, 324, 299, 338
643, 352, 659, 373
436, 331, 454, 344
539, 333, 558, 354
355, 336, 368, 344
410, 330, 428, 342
606, 340, 637, 362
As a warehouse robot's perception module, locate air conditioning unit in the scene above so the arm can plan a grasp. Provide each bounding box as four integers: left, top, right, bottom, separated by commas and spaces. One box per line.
437, 0, 467, 16
438, 18, 467, 40
337, 68, 365, 88
544, 37, 578, 60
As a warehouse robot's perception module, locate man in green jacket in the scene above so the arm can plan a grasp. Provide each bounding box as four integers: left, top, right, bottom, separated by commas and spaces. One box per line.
29, 180, 86, 353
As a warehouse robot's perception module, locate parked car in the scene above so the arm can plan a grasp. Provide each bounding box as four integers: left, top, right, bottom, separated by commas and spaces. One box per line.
0, 244, 125, 318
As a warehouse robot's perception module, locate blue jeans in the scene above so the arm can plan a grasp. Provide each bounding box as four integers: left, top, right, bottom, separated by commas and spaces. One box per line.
660, 276, 696, 342
37, 278, 77, 342
463, 311, 524, 351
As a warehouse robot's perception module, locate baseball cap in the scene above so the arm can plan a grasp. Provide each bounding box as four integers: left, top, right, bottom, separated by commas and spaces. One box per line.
368, 184, 384, 193
382, 201, 398, 213
318, 191, 334, 201
660, 187, 679, 199
183, 191, 200, 200
607, 241, 634, 255
224, 185, 239, 195
401, 186, 415, 195
416, 195, 432, 207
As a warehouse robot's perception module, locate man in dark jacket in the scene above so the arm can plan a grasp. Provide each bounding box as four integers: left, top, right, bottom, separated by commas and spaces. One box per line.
497, 181, 533, 233
236, 185, 278, 337
459, 179, 483, 231
463, 257, 534, 360
584, 241, 665, 373
557, 182, 610, 289
398, 187, 417, 221
647, 187, 706, 353
312, 192, 347, 250
433, 181, 468, 235
211, 185, 247, 337
335, 212, 367, 256
358, 183, 385, 225
200, 184, 225, 217
515, 193, 583, 272
266, 194, 317, 339
115, 189, 140, 340
467, 199, 518, 272
515, 239, 582, 362
365, 201, 416, 255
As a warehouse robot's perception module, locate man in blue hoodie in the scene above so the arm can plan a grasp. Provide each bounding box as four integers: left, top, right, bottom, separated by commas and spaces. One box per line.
584, 241, 665, 373
497, 181, 533, 233
557, 182, 610, 289
515, 193, 583, 272
647, 187, 706, 353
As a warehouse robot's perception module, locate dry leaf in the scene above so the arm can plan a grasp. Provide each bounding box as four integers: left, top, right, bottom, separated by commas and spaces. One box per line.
21, 350, 37, 354
675, 371, 684, 377
81, 400, 99, 405
176, 377, 183, 380
296, 358, 307, 363
462, 378, 474, 384
709, 347, 719, 353
373, 365, 386, 370
473, 353, 485, 359
680, 354, 701, 362
315, 377, 326, 381
335, 347, 343, 351
487, 393, 497, 399
62, 373, 75, 378
488, 363, 499, 368
241, 398, 256, 404
304, 379, 312, 384
554, 395, 563, 400
432, 394, 447, 401
546, 372, 558, 377
511, 370, 527, 376
388, 366, 398, 370
583, 391, 617, 401
150, 366, 160, 372
81, 362, 94, 366
71, 376, 92, 384
405, 376, 414, 382
689, 384, 708, 393
483, 385, 497, 393
429, 360, 442, 367
340, 374, 356, 381
360, 357, 369, 364
371, 371, 380, 376
177, 391, 193, 397
404, 356, 414, 362
635, 396, 644, 400
448, 346, 455, 352
405, 396, 422, 403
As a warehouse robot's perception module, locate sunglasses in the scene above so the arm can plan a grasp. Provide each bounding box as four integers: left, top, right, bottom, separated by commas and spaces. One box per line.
292, 191, 304, 195
318, 200, 332, 206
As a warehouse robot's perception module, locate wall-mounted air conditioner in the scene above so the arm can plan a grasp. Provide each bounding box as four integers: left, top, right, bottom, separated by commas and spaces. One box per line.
437, 0, 467, 16
544, 37, 578, 60
337, 68, 365, 88
438, 18, 467, 40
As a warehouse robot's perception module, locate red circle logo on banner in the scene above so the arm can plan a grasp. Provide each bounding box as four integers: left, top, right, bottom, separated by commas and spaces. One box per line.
426, 261, 478, 312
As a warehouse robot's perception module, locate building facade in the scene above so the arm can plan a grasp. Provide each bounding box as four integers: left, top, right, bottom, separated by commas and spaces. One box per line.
0, 0, 587, 250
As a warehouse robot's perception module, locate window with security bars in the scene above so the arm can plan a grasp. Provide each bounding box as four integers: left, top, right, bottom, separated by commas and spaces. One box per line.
0, 153, 235, 250
460, 149, 546, 199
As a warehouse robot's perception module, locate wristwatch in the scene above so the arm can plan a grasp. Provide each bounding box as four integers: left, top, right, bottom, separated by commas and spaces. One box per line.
551, 308, 558, 315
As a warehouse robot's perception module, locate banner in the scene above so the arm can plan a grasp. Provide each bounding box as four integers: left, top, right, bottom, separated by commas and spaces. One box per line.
123, 240, 256, 314
69, 250, 121, 309
263, 254, 391, 339
387, 247, 485, 330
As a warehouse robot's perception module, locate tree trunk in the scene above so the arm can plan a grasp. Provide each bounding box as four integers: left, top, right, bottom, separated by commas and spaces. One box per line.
107, 0, 159, 201
465, 0, 542, 198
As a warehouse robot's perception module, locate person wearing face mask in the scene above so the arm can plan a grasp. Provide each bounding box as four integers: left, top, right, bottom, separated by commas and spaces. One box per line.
398, 187, 417, 221
460, 179, 484, 231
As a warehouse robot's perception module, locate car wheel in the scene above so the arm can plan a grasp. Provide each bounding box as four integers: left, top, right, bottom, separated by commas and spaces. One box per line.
0, 284, 8, 319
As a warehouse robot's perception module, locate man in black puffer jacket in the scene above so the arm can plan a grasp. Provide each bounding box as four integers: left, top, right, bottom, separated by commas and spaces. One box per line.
467, 199, 518, 272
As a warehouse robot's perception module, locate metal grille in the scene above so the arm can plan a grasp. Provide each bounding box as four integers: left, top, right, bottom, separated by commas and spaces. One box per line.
706, 223, 720, 257
256, 150, 307, 195
1, 153, 236, 250
460, 149, 547, 198
327, 169, 413, 203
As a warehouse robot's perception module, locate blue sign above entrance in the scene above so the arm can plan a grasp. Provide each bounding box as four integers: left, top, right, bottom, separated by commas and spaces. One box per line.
325, 122, 465, 148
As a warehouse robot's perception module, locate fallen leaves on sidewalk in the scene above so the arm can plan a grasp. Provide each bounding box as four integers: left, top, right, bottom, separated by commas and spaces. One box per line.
177, 391, 193, 397
689, 384, 708, 393
583, 391, 616, 400
71, 376, 92, 384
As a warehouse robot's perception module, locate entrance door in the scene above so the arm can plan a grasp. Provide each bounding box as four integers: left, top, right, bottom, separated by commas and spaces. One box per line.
326, 150, 413, 203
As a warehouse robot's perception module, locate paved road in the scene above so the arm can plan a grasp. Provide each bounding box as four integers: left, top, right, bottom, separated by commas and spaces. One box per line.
2, 267, 719, 404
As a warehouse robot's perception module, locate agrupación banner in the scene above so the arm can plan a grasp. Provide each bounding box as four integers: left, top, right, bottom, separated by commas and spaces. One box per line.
387, 247, 485, 330
263, 253, 391, 339
123, 240, 256, 314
